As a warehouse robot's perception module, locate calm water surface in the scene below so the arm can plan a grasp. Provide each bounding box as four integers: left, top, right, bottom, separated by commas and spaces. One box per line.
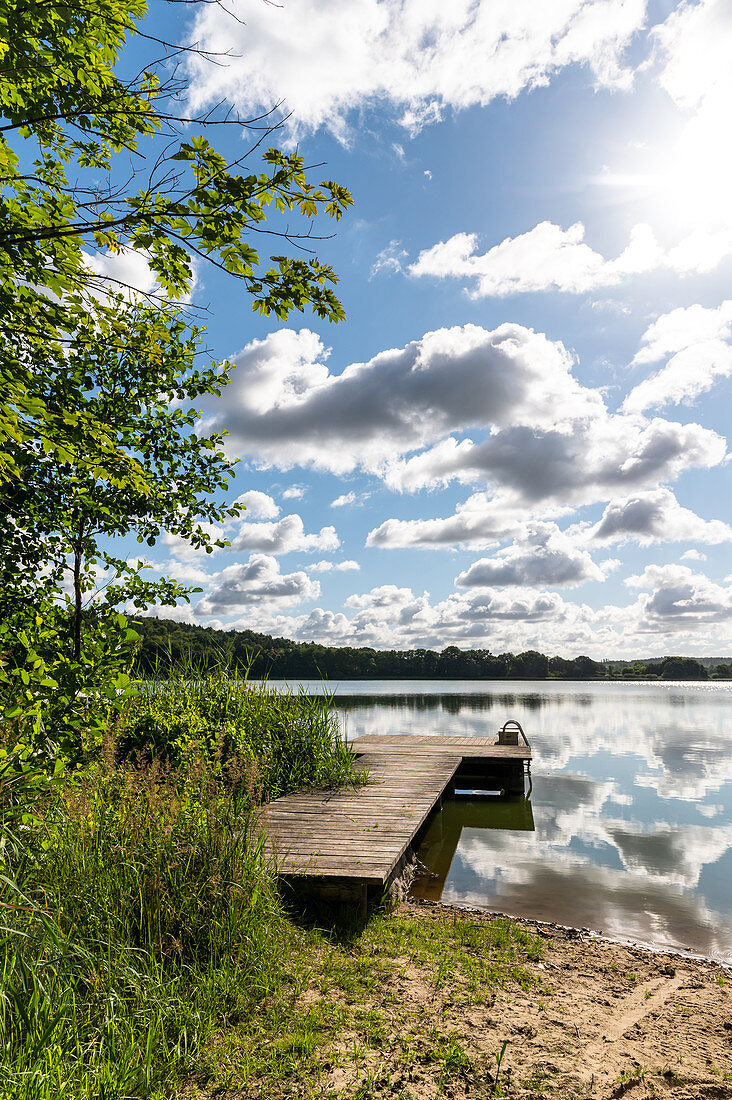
265, 679, 732, 961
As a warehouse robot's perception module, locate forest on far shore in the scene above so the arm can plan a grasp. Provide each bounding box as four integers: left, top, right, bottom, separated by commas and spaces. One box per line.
132, 617, 731, 681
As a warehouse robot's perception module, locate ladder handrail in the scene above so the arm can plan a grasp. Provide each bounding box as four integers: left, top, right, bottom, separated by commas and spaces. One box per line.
498, 718, 531, 748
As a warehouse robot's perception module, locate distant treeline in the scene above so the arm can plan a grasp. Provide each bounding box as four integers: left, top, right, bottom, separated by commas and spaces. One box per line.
131, 618, 732, 681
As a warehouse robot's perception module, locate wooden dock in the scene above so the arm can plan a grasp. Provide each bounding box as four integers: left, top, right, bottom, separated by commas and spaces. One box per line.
260, 734, 531, 903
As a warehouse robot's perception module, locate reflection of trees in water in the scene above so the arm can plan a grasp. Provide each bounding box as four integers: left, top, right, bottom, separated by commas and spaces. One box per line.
334, 692, 556, 713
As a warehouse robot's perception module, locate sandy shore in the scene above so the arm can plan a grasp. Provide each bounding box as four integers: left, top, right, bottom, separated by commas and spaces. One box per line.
401, 899, 731, 1098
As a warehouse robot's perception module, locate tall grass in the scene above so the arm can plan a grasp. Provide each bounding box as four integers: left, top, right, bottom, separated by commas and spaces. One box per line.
1, 758, 284, 1099
121, 657, 364, 800
0, 665, 363, 1098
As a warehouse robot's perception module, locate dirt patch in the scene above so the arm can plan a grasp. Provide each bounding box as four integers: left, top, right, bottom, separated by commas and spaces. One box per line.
190, 900, 731, 1100
387, 900, 732, 1099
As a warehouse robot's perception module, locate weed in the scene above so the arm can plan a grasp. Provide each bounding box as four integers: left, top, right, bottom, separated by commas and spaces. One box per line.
616, 1063, 648, 1083
431, 1034, 471, 1083
493, 1039, 509, 1095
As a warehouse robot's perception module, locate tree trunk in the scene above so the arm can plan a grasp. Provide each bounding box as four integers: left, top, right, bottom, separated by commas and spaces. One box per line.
73, 520, 84, 662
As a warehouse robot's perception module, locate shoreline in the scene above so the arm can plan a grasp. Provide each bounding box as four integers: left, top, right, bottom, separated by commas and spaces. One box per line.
407, 896, 732, 970
193, 896, 732, 1099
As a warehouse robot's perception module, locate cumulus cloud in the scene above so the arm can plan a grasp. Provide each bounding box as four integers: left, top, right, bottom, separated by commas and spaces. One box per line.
233, 490, 280, 519
83, 247, 201, 305
626, 562, 732, 628
228, 514, 340, 555
162, 522, 225, 562
383, 416, 724, 500
367, 492, 540, 549
84, 248, 160, 298
185, 0, 645, 141
331, 491, 360, 508
307, 559, 360, 573
346, 584, 417, 611
586, 488, 732, 546
409, 221, 731, 298
282, 485, 307, 500
212, 322, 599, 471
455, 523, 614, 589
215, 583, 596, 654
208, 323, 726, 518
197, 554, 319, 614
173, 556, 732, 654
625, 301, 732, 412
681, 549, 707, 562
651, 0, 732, 233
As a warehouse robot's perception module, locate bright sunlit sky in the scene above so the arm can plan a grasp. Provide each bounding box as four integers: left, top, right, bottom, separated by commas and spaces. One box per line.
115, 0, 732, 658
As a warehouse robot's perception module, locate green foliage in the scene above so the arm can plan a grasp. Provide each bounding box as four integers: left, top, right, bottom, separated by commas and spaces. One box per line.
0, 0, 352, 485
122, 660, 364, 800
0, 0, 352, 748
0, 755, 284, 1099
2, 302, 244, 667
0, 611, 138, 761
130, 617, 626, 680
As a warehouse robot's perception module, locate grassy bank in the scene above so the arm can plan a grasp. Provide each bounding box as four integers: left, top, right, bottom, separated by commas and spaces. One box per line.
1, 666, 546, 1099
0, 671, 365, 1099
7, 667, 725, 1100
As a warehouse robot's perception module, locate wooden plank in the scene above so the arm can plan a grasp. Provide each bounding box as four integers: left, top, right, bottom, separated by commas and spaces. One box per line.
262, 734, 531, 889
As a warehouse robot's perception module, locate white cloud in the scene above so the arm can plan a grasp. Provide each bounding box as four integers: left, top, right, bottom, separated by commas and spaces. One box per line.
213, 322, 602, 472
161, 522, 225, 562
455, 523, 615, 589
196, 554, 319, 614
233, 490, 281, 519
625, 301, 732, 412
186, 0, 646, 141
409, 220, 731, 298
585, 488, 732, 546
307, 559, 361, 573
367, 492, 544, 549
168, 554, 732, 655
282, 485, 307, 500
370, 240, 407, 278
215, 583, 596, 653
626, 562, 732, 628
83, 247, 200, 305
228, 513, 340, 555
345, 584, 419, 612
632, 301, 732, 365
209, 323, 725, 515
331, 491, 359, 508
651, 0, 732, 233
84, 248, 160, 299
383, 415, 724, 500
681, 549, 707, 562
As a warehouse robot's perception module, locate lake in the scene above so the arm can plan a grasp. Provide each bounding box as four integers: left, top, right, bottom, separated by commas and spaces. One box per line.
264, 679, 732, 962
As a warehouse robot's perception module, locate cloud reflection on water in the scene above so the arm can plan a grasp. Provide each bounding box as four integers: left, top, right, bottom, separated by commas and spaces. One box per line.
319, 680, 732, 960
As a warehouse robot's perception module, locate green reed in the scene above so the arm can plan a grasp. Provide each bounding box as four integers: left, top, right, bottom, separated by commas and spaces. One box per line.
123, 653, 365, 800
0, 663, 363, 1098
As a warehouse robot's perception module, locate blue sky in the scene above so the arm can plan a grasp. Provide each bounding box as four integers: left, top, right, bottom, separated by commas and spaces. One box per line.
114, 0, 732, 657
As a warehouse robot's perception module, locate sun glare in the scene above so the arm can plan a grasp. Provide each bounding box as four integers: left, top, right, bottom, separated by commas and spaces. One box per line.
660, 102, 732, 230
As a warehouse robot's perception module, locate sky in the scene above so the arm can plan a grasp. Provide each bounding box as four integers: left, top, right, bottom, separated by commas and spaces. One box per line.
114, 0, 732, 659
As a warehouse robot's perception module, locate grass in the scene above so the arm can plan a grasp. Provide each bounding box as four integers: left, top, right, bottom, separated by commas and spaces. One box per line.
199, 907, 544, 1097
0, 664, 366, 1099
122, 658, 366, 800
0, 662, 546, 1098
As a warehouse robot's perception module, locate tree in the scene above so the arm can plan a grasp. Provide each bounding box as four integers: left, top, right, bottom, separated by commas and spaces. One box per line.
659, 656, 708, 681
3, 301, 242, 659
0, 0, 352, 484
0, 0, 352, 751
